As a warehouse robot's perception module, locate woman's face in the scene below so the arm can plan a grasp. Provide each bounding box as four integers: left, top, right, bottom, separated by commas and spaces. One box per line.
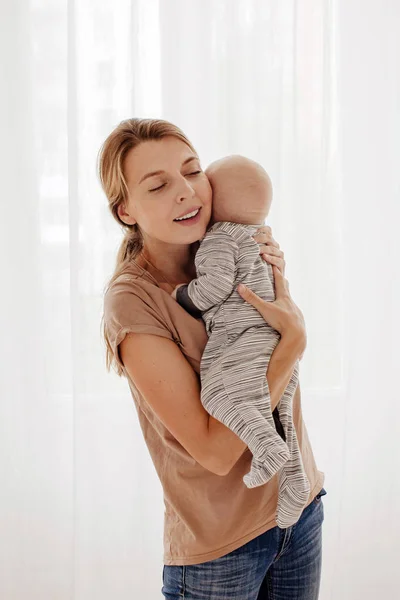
118, 136, 212, 246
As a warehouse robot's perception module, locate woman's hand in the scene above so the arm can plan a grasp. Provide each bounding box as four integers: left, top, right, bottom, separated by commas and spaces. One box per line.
237, 265, 306, 355
252, 225, 286, 276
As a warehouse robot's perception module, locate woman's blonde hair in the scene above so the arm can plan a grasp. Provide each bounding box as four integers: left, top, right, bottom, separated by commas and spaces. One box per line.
97, 117, 197, 375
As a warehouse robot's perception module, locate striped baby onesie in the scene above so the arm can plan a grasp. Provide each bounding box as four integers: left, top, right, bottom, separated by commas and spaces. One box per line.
176, 221, 310, 528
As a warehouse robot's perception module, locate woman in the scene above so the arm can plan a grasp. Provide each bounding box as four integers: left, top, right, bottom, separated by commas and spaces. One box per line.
99, 118, 326, 600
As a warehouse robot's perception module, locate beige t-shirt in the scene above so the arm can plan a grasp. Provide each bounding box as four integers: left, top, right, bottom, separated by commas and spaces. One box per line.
103, 259, 325, 566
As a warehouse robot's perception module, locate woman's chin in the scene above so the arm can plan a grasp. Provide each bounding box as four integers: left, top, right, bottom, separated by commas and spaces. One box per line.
173, 224, 208, 244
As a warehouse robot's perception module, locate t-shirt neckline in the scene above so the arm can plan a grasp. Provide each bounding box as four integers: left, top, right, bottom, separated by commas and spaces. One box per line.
128, 258, 161, 288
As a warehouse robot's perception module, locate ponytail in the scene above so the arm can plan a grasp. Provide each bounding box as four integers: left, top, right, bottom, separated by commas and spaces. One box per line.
116, 224, 143, 267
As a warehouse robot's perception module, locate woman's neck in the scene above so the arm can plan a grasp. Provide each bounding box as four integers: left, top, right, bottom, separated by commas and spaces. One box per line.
137, 241, 199, 286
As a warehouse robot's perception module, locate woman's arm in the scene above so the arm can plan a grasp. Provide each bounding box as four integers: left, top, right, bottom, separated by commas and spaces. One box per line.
119, 327, 304, 481
119, 329, 303, 478
119, 331, 230, 476
118, 253, 305, 478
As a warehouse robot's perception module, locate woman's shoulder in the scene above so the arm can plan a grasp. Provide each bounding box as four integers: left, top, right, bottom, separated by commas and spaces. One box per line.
103, 260, 208, 376
105, 261, 159, 304
103, 261, 178, 349
104, 261, 168, 325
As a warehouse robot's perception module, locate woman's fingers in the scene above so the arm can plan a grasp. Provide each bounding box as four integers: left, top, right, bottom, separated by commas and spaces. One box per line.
237, 283, 285, 333
237, 274, 304, 338
237, 283, 271, 315
237, 265, 290, 309
261, 253, 286, 275
252, 226, 279, 249
237, 261, 305, 341
254, 229, 286, 276
272, 265, 289, 297
258, 245, 283, 258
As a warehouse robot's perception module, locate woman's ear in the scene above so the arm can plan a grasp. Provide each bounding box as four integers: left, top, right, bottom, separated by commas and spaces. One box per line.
117, 202, 136, 226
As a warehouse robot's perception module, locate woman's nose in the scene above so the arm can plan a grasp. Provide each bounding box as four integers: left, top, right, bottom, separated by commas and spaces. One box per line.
176, 177, 195, 202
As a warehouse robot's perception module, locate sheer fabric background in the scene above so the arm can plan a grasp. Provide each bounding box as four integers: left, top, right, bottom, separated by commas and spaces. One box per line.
1, 1, 399, 598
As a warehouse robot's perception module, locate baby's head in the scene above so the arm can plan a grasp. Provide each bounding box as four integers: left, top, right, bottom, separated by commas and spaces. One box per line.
205, 155, 272, 226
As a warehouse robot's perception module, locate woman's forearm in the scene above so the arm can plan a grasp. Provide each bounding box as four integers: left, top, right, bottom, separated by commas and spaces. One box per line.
207, 331, 304, 475
267, 332, 304, 412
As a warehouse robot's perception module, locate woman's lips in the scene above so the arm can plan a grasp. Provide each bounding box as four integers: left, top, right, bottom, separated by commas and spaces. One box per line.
174, 206, 201, 220
173, 207, 202, 226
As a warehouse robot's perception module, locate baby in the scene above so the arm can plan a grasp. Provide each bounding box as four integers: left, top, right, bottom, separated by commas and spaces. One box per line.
173, 155, 310, 528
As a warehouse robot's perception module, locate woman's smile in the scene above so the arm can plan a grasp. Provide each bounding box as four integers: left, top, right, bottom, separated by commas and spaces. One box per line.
173, 207, 202, 225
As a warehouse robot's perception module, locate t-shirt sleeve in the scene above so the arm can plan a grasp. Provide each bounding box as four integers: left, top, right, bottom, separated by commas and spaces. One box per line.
103, 276, 175, 372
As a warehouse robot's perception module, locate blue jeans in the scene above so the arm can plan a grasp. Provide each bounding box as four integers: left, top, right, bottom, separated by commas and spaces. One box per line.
162, 487, 327, 599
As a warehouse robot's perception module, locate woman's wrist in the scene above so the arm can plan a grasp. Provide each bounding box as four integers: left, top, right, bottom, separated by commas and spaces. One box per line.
266, 333, 302, 413
280, 328, 306, 359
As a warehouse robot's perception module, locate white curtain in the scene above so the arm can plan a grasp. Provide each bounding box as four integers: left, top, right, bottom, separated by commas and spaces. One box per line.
1, 1, 399, 598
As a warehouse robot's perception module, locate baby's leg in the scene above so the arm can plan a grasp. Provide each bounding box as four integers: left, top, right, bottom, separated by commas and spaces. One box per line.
201, 335, 290, 485
205, 329, 293, 484
206, 326, 310, 525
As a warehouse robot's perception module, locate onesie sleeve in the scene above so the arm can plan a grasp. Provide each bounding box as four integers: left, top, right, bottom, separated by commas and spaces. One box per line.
103, 276, 175, 373
175, 284, 203, 318
185, 230, 239, 311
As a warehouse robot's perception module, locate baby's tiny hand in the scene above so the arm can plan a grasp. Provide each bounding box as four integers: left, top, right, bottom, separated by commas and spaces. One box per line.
171, 284, 185, 300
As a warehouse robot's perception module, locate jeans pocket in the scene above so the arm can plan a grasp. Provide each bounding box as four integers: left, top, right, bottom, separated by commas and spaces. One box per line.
162, 565, 185, 598
313, 487, 327, 504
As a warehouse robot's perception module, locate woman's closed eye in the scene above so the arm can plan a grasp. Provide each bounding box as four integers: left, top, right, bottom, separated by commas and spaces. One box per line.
149, 183, 166, 192
149, 171, 202, 193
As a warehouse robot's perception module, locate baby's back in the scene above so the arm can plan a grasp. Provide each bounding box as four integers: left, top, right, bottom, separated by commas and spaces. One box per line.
201, 221, 278, 340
